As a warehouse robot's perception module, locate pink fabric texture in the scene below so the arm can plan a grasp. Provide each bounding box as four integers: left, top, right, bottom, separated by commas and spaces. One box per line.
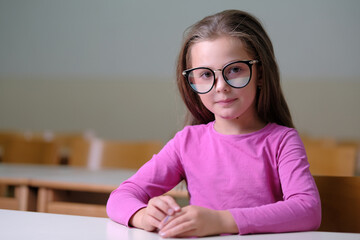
106, 122, 321, 234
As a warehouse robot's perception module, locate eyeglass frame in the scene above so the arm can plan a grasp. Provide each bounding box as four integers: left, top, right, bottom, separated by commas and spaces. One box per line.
182, 60, 259, 94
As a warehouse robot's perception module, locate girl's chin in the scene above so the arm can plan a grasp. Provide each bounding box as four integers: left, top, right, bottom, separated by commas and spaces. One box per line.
216, 114, 241, 120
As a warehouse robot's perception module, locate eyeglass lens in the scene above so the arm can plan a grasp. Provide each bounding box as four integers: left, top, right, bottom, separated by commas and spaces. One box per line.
187, 61, 251, 93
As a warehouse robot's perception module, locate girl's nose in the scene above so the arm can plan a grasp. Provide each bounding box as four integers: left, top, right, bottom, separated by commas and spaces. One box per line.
214, 70, 230, 92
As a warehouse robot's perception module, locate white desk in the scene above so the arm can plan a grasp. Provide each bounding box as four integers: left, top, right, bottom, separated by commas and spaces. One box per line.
1, 210, 360, 240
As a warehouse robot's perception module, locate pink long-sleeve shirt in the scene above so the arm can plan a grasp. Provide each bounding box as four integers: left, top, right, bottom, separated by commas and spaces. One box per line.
106, 122, 321, 235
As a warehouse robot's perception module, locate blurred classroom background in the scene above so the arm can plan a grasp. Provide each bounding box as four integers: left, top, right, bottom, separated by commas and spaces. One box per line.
0, 0, 360, 233
0, 0, 359, 142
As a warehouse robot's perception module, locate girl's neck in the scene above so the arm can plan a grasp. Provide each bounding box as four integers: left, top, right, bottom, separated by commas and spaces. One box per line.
214, 115, 266, 135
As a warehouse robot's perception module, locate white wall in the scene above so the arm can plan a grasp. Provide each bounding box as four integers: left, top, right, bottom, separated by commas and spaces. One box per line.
1, 0, 359, 79
0, 0, 359, 142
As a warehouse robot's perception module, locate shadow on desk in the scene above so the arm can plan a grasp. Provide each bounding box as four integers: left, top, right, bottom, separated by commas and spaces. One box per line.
314, 175, 360, 233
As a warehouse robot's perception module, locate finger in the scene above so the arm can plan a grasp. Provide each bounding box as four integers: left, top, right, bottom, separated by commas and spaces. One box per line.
148, 196, 180, 220
149, 196, 174, 213
143, 215, 162, 231
159, 209, 183, 229
159, 210, 186, 231
149, 196, 173, 213
158, 214, 170, 230
160, 195, 181, 213
146, 203, 167, 222
159, 220, 195, 238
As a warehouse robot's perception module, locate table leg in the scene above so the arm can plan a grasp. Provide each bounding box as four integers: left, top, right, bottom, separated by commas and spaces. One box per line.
37, 187, 48, 212
15, 185, 29, 211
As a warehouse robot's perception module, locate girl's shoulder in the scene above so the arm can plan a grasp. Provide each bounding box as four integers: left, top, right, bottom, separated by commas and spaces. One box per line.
265, 123, 297, 135
175, 122, 213, 138
163, 122, 213, 153
263, 123, 303, 146
266, 123, 299, 137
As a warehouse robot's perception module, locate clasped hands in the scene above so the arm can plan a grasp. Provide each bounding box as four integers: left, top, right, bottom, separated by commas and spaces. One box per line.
129, 195, 238, 238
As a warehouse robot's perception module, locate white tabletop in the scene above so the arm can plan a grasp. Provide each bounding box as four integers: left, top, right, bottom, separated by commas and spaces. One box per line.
0, 163, 136, 187
0, 210, 359, 240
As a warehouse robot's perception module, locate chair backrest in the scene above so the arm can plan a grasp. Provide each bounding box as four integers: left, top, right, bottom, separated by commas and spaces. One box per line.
301, 135, 359, 176
0, 130, 94, 166
1, 134, 59, 165
54, 134, 92, 166
339, 140, 360, 176
301, 134, 337, 148
0, 131, 15, 162
304, 142, 357, 176
1, 130, 163, 169
314, 175, 360, 233
100, 140, 163, 169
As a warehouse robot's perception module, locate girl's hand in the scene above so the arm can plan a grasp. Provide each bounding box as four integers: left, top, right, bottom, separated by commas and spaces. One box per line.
129, 195, 181, 232
158, 205, 238, 238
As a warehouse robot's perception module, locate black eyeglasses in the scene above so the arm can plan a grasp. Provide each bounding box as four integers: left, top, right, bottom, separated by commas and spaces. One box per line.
182, 60, 259, 94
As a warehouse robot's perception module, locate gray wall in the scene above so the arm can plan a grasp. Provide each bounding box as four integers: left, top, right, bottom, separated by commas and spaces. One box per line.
0, 0, 359, 142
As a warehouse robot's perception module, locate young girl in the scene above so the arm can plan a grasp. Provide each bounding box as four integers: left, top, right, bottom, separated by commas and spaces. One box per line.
107, 10, 321, 238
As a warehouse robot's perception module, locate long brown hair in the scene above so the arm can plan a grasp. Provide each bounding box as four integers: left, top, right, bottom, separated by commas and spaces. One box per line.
176, 10, 294, 128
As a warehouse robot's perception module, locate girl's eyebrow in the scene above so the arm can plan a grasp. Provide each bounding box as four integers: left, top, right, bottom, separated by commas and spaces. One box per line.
222, 59, 246, 67
194, 59, 247, 69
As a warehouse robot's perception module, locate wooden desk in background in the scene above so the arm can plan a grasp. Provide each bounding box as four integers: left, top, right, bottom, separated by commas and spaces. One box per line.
1, 210, 360, 240
0, 163, 135, 217
0, 163, 188, 217
0, 177, 35, 211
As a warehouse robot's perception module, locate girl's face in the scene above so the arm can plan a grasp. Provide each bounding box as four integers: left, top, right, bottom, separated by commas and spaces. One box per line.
189, 36, 261, 129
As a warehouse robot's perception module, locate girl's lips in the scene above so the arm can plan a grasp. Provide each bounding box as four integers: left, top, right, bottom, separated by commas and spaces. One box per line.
216, 98, 237, 105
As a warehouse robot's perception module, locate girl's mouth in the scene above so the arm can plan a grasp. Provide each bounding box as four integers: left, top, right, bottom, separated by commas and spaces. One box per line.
216, 98, 237, 106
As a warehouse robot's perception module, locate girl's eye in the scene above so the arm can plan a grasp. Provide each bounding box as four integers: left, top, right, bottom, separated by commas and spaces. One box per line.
229, 66, 242, 74
199, 70, 213, 79
225, 63, 248, 78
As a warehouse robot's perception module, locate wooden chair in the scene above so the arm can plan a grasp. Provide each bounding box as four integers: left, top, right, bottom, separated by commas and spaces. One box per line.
63, 137, 163, 170
305, 144, 357, 176
0, 130, 95, 166
0, 134, 8, 162
314, 175, 360, 233
1, 134, 59, 165
99, 140, 163, 169
53, 134, 92, 166
0, 130, 20, 162
301, 134, 359, 176
301, 134, 337, 148
338, 140, 360, 176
